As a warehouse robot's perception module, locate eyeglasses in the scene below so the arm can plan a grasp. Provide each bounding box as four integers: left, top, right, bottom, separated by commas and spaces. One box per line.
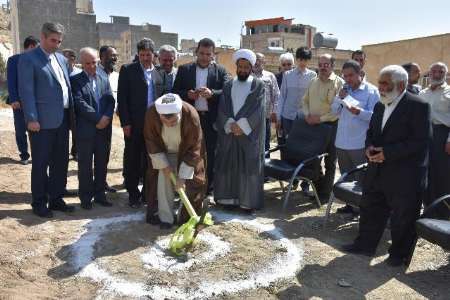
281, 63, 292, 67
318, 63, 331, 68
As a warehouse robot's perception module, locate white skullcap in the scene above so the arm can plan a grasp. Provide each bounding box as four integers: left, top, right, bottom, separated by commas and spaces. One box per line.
155, 93, 182, 115
233, 49, 257, 67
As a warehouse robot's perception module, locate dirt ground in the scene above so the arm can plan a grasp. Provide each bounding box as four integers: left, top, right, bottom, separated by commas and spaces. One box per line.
0, 109, 448, 300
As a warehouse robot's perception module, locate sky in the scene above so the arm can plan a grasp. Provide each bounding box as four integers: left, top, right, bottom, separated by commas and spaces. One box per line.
3, 0, 450, 50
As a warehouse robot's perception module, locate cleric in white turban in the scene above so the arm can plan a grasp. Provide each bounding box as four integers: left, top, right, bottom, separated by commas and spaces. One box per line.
214, 49, 266, 212
143, 93, 206, 229
232, 48, 257, 67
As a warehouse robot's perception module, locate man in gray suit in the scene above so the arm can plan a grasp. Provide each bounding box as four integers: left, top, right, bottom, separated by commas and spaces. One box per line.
18, 23, 75, 218
71, 47, 115, 210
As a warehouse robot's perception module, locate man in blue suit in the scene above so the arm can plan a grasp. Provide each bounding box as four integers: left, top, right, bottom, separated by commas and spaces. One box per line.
71, 47, 115, 210
18, 23, 75, 218
6, 36, 39, 164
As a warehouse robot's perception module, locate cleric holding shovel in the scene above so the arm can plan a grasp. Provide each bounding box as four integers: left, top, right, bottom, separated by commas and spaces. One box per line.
143, 93, 207, 229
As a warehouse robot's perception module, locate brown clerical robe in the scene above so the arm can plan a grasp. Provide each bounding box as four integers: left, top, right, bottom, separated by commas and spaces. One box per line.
143, 101, 207, 223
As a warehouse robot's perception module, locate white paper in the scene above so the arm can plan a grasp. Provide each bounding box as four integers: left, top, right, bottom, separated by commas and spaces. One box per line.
342, 95, 360, 109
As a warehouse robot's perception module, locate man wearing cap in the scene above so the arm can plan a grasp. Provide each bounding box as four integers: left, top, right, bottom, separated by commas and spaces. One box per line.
214, 49, 266, 212
143, 93, 206, 228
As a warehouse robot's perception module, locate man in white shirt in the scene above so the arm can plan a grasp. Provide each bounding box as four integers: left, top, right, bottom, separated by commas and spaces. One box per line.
98, 45, 119, 193
253, 53, 280, 157
342, 65, 431, 267
419, 62, 450, 204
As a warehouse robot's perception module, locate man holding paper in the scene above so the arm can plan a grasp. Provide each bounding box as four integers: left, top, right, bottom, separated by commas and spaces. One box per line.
331, 60, 379, 214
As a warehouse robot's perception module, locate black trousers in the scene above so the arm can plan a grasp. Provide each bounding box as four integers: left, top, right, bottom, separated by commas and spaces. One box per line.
199, 112, 217, 194
29, 110, 69, 209
427, 124, 450, 205
316, 121, 338, 197
355, 181, 422, 259
77, 128, 111, 204
123, 127, 147, 200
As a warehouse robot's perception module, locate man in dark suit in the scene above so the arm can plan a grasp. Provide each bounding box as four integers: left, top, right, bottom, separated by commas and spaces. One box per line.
18, 23, 75, 218
173, 38, 231, 197
117, 38, 166, 208
71, 47, 115, 210
342, 65, 431, 267
6, 36, 39, 164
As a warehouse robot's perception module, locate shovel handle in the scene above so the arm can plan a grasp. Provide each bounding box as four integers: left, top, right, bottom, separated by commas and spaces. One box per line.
169, 172, 198, 218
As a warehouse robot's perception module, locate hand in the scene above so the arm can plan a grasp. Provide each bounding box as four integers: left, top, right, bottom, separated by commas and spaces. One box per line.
230, 122, 243, 136
123, 125, 132, 138
445, 142, 450, 155
347, 106, 361, 115
175, 178, 186, 191
10, 102, 21, 110
305, 114, 320, 125
366, 146, 385, 163
96, 116, 111, 129
27, 121, 40, 132
188, 89, 199, 101
162, 166, 173, 178
270, 112, 277, 123
338, 89, 348, 99
198, 87, 213, 99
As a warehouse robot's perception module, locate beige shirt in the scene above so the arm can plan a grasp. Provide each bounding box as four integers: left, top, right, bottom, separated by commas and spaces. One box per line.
419, 82, 450, 141
149, 119, 194, 179
302, 72, 344, 122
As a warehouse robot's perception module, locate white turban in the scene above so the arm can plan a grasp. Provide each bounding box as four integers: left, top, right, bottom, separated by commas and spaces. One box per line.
233, 49, 257, 67
155, 93, 182, 115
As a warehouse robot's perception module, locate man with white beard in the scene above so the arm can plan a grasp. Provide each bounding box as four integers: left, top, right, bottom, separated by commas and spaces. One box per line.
419, 62, 450, 205
342, 65, 431, 267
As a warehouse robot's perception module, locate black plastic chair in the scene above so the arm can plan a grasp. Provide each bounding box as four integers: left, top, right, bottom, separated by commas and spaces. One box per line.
264, 118, 332, 210
324, 163, 368, 224
406, 194, 450, 267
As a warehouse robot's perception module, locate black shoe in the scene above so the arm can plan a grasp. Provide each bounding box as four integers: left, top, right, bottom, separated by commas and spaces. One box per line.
105, 184, 117, 193
385, 255, 405, 267
64, 189, 78, 197
340, 243, 375, 257
94, 199, 113, 207
80, 202, 93, 210
336, 205, 355, 214
318, 194, 331, 205
160, 222, 173, 230
20, 158, 30, 165
49, 201, 75, 213
32, 207, 53, 218
146, 214, 161, 225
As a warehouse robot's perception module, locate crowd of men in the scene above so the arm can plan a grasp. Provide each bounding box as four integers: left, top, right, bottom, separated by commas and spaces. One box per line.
6, 22, 450, 266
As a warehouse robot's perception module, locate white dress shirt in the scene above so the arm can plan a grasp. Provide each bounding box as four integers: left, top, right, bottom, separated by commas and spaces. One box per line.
49, 54, 69, 108
382, 90, 406, 130
195, 66, 209, 111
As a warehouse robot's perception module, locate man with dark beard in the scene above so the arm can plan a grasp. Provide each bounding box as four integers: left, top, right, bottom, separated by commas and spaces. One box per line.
342, 65, 431, 267
214, 49, 265, 213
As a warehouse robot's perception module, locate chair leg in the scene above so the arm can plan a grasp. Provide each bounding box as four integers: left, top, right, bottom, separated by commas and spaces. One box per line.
324, 192, 335, 226
282, 178, 295, 211
308, 179, 322, 208
279, 181, 286, 194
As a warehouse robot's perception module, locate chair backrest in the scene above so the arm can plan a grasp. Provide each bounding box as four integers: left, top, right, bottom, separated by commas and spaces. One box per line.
422, 195, 450, 220
282, 118, 333, 165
